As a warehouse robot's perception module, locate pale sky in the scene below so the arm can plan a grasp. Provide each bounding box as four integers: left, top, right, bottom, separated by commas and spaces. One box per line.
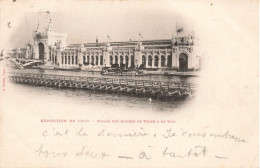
7, 1, 194, 48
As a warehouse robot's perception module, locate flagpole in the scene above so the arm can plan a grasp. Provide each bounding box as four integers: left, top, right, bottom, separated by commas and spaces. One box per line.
80, 32, 82, 44
138, 32, 143, 42
176, 23, 178, 36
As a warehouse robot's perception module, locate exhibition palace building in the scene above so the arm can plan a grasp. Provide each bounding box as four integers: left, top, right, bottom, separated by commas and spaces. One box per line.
8, 19, 201, 71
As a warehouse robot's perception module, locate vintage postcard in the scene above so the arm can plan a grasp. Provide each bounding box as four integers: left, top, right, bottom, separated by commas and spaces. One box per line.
0, 0, 258, 167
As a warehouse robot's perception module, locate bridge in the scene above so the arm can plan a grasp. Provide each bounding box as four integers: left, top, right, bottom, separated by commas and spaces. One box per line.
9, 73, 198, 100
5, 58, 43, 69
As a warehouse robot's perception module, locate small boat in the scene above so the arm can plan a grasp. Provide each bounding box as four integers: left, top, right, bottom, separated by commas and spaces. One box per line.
33, 65, 55, 70
101, 64, 147, 76
54, 67, 81, 71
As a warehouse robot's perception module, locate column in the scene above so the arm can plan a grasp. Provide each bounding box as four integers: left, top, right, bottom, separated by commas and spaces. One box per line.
56, 50, 61, 66
158, 55, 161, 68
72, 55, 74, 66
171, 48, 176, 68
73, 54, 76, 66
98, 55, 100, 66
123, 55, 126, 64
113, 55, 115, 64
102, 51, 109, 67
78, 52, 83, 68
165, 55, 168, 67
171, 50, 177, 68
128, 55, 131, 67
189, 53, 192, 69
152, 55, 154, 68
134, 51, 142, 67
145, 55, 148, 68
176, 54, 178, 68
94, 55, 96, 66
70, 56, 72, 66
25, 47, 29, 59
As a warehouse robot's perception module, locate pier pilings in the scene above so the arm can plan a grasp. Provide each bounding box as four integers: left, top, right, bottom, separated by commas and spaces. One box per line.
9, 73, 198, 100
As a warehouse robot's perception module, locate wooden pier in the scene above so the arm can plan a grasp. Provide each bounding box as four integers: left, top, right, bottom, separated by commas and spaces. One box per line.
9, 73, 198, 99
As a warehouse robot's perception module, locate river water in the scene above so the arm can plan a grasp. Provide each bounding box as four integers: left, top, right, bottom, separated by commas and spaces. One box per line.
7, 68, 198, 113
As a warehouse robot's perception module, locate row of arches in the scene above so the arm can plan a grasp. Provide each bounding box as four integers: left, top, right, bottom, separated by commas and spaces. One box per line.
60, 54, 188, 69
83, 55, 103, 66
61, 56, 78, 65
107, 55, 175, 68
82, 54, 188, 69
141, 55, 172, 67
109, 55, 134, 67
50, 55, 57, 64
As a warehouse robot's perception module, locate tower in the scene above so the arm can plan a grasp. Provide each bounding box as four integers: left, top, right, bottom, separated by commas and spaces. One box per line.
31, 11, 67, 64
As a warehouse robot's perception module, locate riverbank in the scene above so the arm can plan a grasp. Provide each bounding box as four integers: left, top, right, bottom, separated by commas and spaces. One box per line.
144, 70, 200, 77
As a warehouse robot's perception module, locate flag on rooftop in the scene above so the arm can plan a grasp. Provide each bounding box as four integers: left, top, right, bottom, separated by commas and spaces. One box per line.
177, 28, 183, 33
139, 32, 143, 39
107, 34, 111, 41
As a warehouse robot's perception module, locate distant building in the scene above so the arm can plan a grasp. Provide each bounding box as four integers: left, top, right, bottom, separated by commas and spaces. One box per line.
9, 21, 201, 71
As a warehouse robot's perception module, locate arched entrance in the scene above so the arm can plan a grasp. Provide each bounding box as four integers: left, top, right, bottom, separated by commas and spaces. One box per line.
131, 55, 134, 67
87, 56, 90, 65
125, 56, 129, 68
167, 55, 172, 67
83, 56, 86, 65
148, 55, 152, 67
154, 56, 159, 67
115, 55, 118, 65
161, 55, 165, 67
100, 56, 103, 65
120, 56, 124, 67
38, 42, 45, 61
179, 53, 188, 71
110, 56, 113, 65
91, 56, 94, 65
96, 56, 99, 65
142, 55, 146, 66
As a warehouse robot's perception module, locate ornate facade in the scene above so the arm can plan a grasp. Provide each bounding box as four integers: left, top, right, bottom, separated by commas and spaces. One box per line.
9, 26, 201, 71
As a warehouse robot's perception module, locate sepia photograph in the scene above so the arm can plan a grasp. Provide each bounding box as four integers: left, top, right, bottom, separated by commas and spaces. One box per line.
0, 0, 258, 167
4, 3, 201, 112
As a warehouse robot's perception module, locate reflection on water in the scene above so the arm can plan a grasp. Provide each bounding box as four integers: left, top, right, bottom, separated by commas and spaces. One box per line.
7, 69, 198, 113
10, 82, 193, 113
